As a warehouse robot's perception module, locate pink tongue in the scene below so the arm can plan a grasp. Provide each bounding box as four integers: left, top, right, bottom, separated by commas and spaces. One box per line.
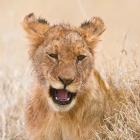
56, 89, 68, 100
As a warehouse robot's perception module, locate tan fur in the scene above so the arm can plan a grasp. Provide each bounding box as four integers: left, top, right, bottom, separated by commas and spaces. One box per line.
22, 13, 118, 140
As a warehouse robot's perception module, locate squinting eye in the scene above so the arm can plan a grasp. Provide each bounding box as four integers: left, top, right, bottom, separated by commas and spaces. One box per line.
48, 53, 58, 60
77, 55, 86, 62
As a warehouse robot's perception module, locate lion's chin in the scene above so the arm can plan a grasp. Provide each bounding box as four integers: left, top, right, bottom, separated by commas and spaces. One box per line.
48, 86, 77, 112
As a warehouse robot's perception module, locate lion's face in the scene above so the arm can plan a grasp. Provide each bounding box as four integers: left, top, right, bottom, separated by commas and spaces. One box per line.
36, 28, 94, 111
23, 13, 105, 112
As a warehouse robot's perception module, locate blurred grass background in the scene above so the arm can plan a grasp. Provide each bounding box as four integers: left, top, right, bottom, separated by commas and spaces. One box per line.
0, 0, 140, 139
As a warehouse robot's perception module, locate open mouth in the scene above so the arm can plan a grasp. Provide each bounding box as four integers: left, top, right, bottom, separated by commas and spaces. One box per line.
49, 87, 76, 105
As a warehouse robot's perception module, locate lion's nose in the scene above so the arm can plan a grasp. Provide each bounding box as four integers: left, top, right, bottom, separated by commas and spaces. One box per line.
58, 76, 74, 86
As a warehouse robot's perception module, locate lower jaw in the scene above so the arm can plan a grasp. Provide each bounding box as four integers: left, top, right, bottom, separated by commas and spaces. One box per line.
49, 98, 77, 112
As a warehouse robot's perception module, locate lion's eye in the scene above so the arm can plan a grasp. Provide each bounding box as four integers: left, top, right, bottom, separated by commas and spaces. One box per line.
77, 55, 86, 62
48, 53, 58, 60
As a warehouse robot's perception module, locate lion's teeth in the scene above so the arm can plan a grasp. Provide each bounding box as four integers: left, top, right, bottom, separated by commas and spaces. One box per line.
66, 98, 70, 101
55, 97, 70, 101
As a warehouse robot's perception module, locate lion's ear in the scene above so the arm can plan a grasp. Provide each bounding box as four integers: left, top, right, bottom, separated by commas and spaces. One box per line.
80, 17, 105, 44
22, 13, 49, 47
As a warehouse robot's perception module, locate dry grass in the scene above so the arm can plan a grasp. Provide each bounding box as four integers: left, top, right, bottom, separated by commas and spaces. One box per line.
95, 74, 140, 140
0, 64, 32, 140
94, 45, 140, 139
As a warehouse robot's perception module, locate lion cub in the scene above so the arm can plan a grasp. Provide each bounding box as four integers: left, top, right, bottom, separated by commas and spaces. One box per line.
23, 13, 107, 140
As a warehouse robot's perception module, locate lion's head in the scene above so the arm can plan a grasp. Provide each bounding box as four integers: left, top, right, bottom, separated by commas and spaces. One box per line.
23, 13, 105, 112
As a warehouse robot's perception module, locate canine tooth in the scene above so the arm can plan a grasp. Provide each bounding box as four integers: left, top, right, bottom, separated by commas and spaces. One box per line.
55, 97, 58, 100
67, 98, 70, 101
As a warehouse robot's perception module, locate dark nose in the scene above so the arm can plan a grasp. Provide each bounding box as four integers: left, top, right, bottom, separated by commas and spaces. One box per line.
58, 76, 74, 86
